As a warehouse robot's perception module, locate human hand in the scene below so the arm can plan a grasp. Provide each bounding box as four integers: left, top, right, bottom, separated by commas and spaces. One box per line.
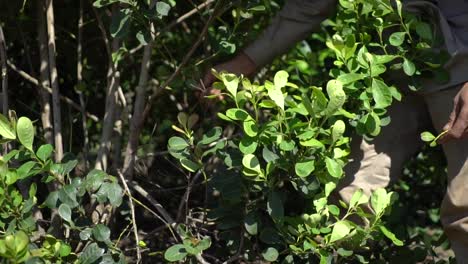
201, 51, 257, 98
439, 83, 468, 143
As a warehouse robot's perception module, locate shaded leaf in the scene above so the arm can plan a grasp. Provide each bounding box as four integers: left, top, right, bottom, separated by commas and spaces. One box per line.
164, 244, 187, 262
262, 247, 279, 262
58, 204, 72, 223
267, 192, 284, 221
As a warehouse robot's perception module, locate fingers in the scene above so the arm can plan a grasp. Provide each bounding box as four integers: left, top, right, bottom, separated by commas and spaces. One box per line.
443, 106, 457, 132
444, 107, 468, 140
439, 97, 468, 143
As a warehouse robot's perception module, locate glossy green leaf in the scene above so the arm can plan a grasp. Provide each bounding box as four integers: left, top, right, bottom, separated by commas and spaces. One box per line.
295, 160, 315, 178
222, 73, 239, 99
274, 70, 289, 88
389, 32, 406, 46
239, 137, 257, 154
262, 247, 279, 262
156, 2, 171, 16
196, 237, 211, 251
180, 158, 200, 172
266, 81, 285, 110
372, 78, 392, 109
177, 112, 188, 128
337, 248, 353, 257
17, 161, 37, 180
43, 191, 59, 209
13, 231, 29, 254
92, 224, 111, 242
403, 58, 416, 76
262, 147, 279, 163
164, 244, 187, 262
136, 30, 151, 45
58, 204, 72, 223
110, 8, 131, 39
59, 244, 72, 257
332, 120, 346, 143
79, 243, 105, 264
199, 127, 222, 145
330, 221, 351, 243
80, 228, 92, 241
242, 154, 261, 172
17, 117, 34, 151
371, 188, 390, 215
300, 138, 325, 149
168, 137, 189, 151
349, 189, 365, 208
420, 131, 436, 142
380, 225, 404, 246
244, 211, 258, 235
337, 73, 365, 85
325, 157, 343, 178
36, 144, 54, 162
325, 80, 346, 116
0, 114, 15, 140
243, 119, 258, 137
226, 108, 249, 121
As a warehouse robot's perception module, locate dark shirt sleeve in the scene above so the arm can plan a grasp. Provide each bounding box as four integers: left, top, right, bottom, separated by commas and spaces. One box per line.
244, 0, 337, 67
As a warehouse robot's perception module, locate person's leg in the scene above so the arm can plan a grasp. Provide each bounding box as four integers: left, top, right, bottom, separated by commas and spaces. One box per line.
338, 93, 432, 202
424, 86, 468, 264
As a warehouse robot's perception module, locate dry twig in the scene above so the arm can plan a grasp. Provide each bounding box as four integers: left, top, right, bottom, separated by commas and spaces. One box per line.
117, 171, 142, 264
7, 61, 99, 122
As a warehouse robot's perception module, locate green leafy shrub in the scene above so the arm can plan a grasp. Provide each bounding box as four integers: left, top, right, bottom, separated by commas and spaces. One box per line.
0, 113, 125, 263
166, 0, 447, 262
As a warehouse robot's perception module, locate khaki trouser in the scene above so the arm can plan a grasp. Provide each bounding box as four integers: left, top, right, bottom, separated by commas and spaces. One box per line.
336, 85, 468, 263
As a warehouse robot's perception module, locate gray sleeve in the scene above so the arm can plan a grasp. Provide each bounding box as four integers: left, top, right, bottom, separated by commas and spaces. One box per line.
243, 0, 337, 67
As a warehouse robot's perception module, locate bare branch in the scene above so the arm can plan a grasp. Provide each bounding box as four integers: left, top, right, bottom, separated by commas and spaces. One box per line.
128, 0, 216, 55
77, 0, 89, 168
123, 1, 225, 181
0, 26, 8, 116
37, 0, 53, 145
117, 171, 141, 264
45, 0, 64, 162
94, 5, 121, 172
7, 61, 99, 122
122, 20, 155, 179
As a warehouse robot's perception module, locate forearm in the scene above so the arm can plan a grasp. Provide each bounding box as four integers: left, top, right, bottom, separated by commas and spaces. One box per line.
244, 0, 337, 67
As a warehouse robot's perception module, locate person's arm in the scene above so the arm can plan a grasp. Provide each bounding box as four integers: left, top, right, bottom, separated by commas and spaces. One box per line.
203, 0, 337, 87
244, 0, 337, 68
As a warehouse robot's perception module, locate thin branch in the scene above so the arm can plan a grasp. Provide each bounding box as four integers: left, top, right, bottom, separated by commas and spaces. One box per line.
176, 171, 202, 222
0, 25, 9, 154
129, 181, 176, 226
94, 4, 120, 172
45, 0, 64, 162
77, 0, 89, 168
124, 1, 225, 181
7, 61, 99, 122
37, 0, 54, 145
89, 2, 115, 72
128, 181, 209, 264
117, 171, 141, 264
122, 17, 155, 179
0, 26, 8, 116
129, 0, 216, 55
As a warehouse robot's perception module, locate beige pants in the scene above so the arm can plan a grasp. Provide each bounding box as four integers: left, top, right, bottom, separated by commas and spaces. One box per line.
337, 85, 468, 263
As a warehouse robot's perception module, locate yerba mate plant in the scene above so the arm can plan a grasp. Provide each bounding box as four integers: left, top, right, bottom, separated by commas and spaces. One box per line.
0, 113, 125, 263
166, 0, 447, 262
